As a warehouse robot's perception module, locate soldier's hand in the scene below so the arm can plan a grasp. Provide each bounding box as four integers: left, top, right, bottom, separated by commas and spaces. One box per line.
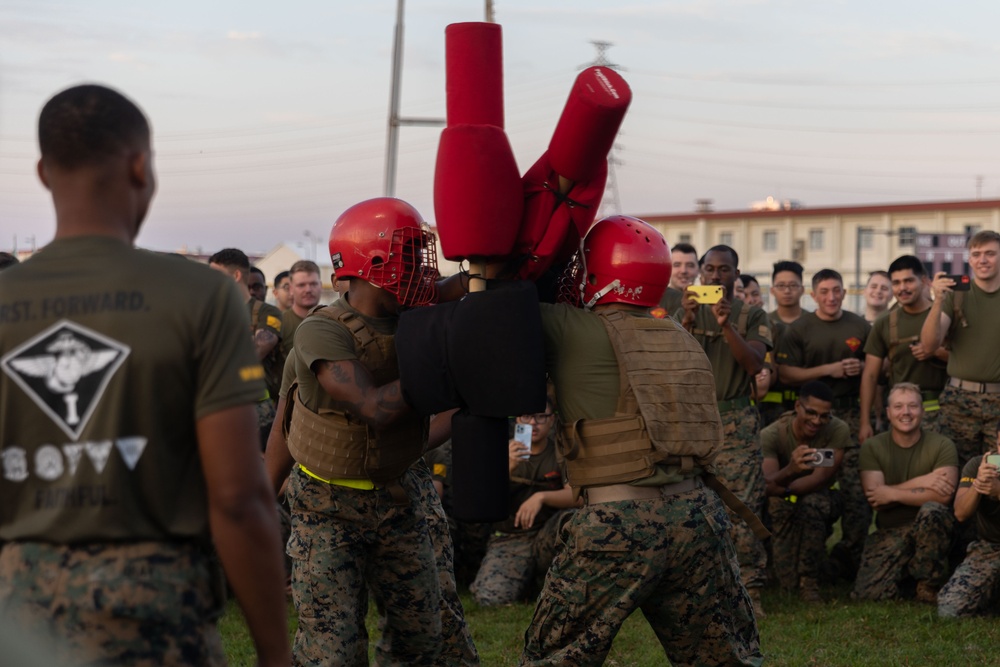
791, 445, 817, 473
515, 493, 544, 529
931, 271, 955, 299
680, 290, 699, 326
927, 476, 955, 498
841, 358, 862, 377
865, 484, 895, 509
858, 422, 874, 444
711, 298, 731, 328
909, 342, 932, 361
827, 361, 847, 379
508, 440, 530, 473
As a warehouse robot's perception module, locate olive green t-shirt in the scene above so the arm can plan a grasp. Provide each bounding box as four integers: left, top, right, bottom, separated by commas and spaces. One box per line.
859, 430, 958, 530
280, 308, 305, 359
497, 440, 565, 534
959, 456, 1000, 544
658, 287, 683, 314
863, 306, 947, 391
293, 298, 396, 412
765, 312, 796, 398
761, 413, 851, 467
777, 311, 871, 399
279, 348, 298, 399
674, 300, 772, 401
0, 237, 265, 544
248, 297, 284, 399
940, 284, 1000, 382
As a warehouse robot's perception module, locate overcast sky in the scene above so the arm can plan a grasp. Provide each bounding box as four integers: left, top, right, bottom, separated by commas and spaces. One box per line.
4, 0, 1000, 255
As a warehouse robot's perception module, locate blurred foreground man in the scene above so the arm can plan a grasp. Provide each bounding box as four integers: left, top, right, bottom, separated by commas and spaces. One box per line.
521, 216, 762, 667
0, 84, 289, 666
265, 198, 477, 666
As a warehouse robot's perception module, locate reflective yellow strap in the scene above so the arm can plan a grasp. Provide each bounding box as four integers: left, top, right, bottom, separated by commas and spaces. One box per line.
923, 399, 940, 412
762, 391, 784, 404
299, 465, 375, 490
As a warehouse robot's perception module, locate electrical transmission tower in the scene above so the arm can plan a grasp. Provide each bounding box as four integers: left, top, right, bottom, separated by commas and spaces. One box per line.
587, 41, 623, 218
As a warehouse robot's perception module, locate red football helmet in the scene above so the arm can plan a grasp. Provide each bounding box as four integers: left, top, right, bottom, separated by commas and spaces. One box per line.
560, 215, 670, 309
328, 198, 440, 307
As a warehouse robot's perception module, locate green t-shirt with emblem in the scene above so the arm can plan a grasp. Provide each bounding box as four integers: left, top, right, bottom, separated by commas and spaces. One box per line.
673, 299, 773, 402
0, 236, 265, 544
248, 297, 284, 399
761, 413, 851, 467
859, 430, 958, 530
498, 440, 566, 534
940, 284, 1000, 383
959, 455, 1000, 544
658, 287, 683, 315
777, 311, 870, 399
293, 297, 396, 413
864, 306, 947, 391
280, 308, 305, 360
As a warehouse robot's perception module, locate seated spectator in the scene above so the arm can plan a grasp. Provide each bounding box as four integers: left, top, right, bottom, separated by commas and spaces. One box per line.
854, 382, 959, 602
469, 398, 578, 606
762, 381, 849, 602
938, 423, 1000, 617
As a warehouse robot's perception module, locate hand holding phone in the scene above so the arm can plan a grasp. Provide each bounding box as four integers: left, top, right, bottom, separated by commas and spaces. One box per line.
944, 274, 971, 291
687, 285, 725, 305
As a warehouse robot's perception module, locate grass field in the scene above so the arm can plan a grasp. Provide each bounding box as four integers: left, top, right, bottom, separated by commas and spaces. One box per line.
220, 583, 1000, 666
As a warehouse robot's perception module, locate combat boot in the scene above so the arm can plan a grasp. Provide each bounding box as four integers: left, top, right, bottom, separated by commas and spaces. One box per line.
798, 576, 822, 603
915, 580, 939, 605
747, 587, 766, 619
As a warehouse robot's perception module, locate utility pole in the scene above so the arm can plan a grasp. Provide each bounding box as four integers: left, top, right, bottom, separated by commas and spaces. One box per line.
383, 0, 445, 197
587, 41, 623, 218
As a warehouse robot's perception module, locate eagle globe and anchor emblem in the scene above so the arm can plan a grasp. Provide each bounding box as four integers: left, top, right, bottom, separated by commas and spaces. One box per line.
1, 320, 131, 441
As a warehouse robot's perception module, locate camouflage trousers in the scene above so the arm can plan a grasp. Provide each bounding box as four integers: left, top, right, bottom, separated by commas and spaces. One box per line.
829, 407, 870, 578
470, 509, 573, 607
768, 490, 843, 588
0, 541, 225, 666
853, 502, 956, 601
936, 385, 1000, 468
716, 404, 768, 589
286, 463, 478, 666
520, 482, 762, 667
938, 539, 1000, 618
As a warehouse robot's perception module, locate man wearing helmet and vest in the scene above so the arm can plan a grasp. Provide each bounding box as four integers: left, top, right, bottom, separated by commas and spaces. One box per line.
520, 216, 762, 667
264, 198, 478, 666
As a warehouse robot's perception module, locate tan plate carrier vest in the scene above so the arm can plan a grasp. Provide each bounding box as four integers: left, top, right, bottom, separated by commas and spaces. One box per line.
559, 309, 770, 540
283, 303, 427, 484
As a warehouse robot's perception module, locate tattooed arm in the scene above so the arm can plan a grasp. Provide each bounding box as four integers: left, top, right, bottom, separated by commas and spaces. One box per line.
313, 359, 409, 430
253, 328, 279, 361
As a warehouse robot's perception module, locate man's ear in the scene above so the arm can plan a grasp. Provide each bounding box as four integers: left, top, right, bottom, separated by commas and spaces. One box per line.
128, 150, 150, 188
36, 158, 51, 190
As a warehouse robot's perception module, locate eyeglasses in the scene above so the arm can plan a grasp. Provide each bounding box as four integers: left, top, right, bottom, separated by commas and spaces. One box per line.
773, 283, 802, 291
517, 413, 554, 424
803, 407, 832, 423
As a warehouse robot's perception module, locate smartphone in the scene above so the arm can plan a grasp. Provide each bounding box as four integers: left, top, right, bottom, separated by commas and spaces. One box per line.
688, 285, 725, 305
806, 448, 836, 468
514, 423, 532, 460
986, 454, 1000, 467
944, 274, 971, 291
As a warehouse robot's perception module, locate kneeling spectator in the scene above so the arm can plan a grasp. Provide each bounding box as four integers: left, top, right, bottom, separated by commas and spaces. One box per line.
854, 382, 958, 603
470, 399, 577, 606
763, 381, 848, 602
938, 423, 1000, 617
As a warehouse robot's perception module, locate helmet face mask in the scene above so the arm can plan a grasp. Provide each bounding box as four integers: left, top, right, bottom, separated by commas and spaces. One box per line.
560, 215, 670, 309
329, 198, 440, 307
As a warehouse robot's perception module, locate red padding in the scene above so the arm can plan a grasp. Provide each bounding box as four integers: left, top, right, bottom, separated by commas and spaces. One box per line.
446, 22, 504, 128
548, 66, 631, 182
433, 124, 523, 260
513, 151, 608, 281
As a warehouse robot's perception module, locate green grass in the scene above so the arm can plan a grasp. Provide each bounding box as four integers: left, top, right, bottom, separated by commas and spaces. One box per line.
220, 585, 1000, 666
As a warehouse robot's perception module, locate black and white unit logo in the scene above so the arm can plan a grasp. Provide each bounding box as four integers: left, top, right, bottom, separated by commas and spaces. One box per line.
1, 320, 130, 441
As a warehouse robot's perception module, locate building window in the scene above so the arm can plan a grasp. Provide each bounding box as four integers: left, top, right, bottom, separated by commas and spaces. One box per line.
809, 229, 824, 251
720, 232, 733, 246
763, 230, 777, 251
678, 233, 692, 245
965, 224, 982, 239
859, 228, 874, 249
898, 226, 916, 246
